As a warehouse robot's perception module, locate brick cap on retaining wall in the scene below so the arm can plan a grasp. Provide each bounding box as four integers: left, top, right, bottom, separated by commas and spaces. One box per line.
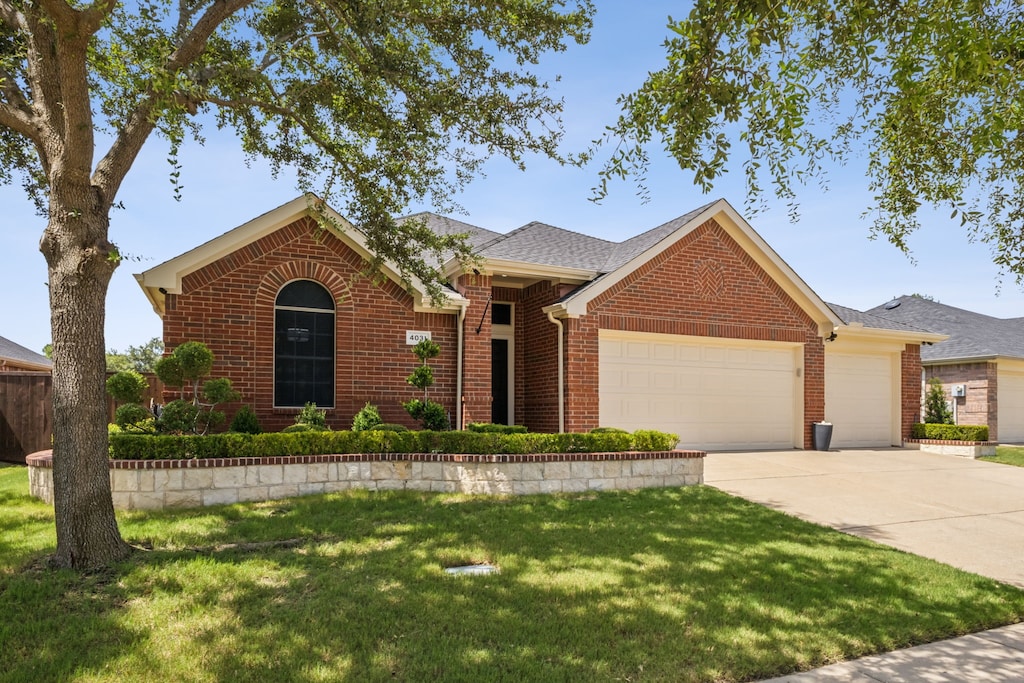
25, 449, 705, 469
904, 439, 997, 447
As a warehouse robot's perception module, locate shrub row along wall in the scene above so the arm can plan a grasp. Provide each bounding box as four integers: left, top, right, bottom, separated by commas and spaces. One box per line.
27, 450, 705, 510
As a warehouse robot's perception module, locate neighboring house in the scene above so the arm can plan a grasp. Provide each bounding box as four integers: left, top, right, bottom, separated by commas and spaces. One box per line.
867, 295, 1024, 442
135, 195, 941, 449
0, 335, 52, 373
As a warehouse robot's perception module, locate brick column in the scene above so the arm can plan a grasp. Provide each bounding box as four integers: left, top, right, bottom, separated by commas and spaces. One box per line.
456, 273, 492, 427
901, 344, 922, 442
564, 316, 600, 432
803, 336, 825, 449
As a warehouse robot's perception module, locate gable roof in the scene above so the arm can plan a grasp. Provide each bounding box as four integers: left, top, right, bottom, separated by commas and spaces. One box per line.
543, 198, 842, 337
0, 335, 52, 372
136, 195, 469, 315
865, 295, 1024, 362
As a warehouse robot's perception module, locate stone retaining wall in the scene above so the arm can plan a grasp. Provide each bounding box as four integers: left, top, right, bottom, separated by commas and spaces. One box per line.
26, 450, 705, 510
904, 439, 997, 459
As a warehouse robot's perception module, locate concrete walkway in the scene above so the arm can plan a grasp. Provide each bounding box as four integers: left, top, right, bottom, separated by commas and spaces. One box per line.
704, 448, 1024, 681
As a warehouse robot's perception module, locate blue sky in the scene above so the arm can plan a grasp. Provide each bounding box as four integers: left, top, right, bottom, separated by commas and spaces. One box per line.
2, 2, 1020, 355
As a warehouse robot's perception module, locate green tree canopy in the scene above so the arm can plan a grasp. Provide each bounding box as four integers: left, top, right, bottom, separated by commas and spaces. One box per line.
0, 0, 592, 568
597, 0, 1024, 279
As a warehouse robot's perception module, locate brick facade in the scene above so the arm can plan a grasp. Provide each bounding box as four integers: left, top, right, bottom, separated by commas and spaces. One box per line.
572, 219, 825, 448
163, 216, 458, 432
925, 362, 998, 438
901, 344, 923, 440
155, 209, 919, 449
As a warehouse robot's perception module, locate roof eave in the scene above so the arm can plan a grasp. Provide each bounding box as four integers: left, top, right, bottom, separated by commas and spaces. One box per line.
835, 324, 948, 345
136, 194, 455, 318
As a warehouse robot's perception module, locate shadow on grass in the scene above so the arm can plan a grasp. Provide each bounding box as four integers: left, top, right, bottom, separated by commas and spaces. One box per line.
3, 486, 1024, 682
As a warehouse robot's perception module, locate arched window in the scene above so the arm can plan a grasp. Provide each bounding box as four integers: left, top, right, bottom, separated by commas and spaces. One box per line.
274, 280, 335, 408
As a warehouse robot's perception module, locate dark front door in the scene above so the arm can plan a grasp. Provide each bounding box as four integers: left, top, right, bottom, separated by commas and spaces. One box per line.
491, 338, 509, 425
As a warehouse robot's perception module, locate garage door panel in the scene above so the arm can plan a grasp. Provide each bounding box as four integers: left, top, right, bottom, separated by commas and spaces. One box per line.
998, 371, 1024, 443
600, 331, 797, 451
825, 351, 895, 448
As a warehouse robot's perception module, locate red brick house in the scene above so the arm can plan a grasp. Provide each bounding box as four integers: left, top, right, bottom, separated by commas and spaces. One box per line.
135, 195, 942, 448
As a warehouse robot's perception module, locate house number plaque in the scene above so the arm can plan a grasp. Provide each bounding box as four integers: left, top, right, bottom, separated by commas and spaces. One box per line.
406, 331, 432, 345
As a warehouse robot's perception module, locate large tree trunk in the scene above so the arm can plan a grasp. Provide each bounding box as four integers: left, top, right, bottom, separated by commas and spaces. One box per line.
42, 191, 132, 569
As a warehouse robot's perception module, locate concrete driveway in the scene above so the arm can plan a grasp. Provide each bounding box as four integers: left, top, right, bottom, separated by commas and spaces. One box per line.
704, 449, 1024, 587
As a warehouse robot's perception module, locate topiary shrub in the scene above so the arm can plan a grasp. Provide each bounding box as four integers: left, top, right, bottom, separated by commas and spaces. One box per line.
106, 370, 148, 405
154, 342, 240, 434
403, 398, 448, 431
230, 405, 262, 434
352, 402, 383, 432
402, 339, 448, 430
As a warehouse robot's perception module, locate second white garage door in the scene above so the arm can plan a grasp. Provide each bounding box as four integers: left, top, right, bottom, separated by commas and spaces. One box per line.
599, 331, 801, 451
824, 350, 898, 447
997, 366, 1024, 443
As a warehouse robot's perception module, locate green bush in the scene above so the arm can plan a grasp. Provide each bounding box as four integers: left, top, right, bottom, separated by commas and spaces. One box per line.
106, 370, 148, 405
114, 404, 156, 434
295, 402, 328, 429
352, 402, 383, 432
230, 405, 262, 434
924, 377, 954, 424
590, 426, 629, 434
911, 423, 989, 441
403, 399, 448, 431
282, 423, 329, 433
106, 428, 682, 460
632, 429, 679, 451
157, 400, 201, 435
370, 423, 409, 432
467, 423, 528, 434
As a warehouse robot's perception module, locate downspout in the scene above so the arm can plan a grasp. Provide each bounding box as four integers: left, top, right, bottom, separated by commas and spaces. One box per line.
546, 311, 565, 433
456, 303, 467, 430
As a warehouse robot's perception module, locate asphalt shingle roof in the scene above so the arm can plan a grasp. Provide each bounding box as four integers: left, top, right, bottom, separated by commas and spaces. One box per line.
865, 295, 1024, 361
475, 222, 615, 271
827, 302, 933, 334
0, 335, 52, 369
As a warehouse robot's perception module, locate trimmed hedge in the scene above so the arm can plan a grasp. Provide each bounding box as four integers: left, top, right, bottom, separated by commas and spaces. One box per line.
466, 423, 528, 434
108, 429, 680, 460
911, 423, 989, 441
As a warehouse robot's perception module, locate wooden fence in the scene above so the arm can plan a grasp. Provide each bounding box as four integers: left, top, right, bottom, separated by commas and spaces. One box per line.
0, 372, 164, 464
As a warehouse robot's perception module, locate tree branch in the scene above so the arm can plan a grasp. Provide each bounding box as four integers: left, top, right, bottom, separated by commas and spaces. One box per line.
92, 0, 255, 203
0, 99, 38, 141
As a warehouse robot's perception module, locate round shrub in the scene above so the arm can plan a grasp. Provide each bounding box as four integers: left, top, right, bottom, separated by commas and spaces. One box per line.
106, 370, 148, 405
590, 427, 629, 434
230, 405, 262, 434
114, 403, 156, 433
352, 402, 383, 432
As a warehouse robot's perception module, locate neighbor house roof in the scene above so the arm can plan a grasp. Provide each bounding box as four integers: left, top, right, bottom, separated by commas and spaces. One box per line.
865, 295, 1024, 362
827, 302, 947, 346
0, 335, 52, 372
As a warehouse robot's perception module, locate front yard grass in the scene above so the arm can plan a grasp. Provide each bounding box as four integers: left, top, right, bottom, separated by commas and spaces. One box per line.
2, 462, 1023, 682
980, 445, 1024, 468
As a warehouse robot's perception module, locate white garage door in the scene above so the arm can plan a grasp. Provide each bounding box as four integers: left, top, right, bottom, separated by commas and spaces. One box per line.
824, 351, 897, 447
997, 368, 1024, 443
599, 331, 799, 451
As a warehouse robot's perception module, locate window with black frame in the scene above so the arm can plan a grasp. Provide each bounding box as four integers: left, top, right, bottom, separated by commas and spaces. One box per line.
274, 280, 335, 408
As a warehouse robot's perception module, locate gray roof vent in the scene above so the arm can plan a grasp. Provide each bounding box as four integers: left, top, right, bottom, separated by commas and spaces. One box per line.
884, 300, 902, 310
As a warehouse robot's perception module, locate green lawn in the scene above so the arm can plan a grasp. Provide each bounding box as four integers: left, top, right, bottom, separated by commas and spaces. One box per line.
981, 445, 1024, 468
2, 463, 1023, 683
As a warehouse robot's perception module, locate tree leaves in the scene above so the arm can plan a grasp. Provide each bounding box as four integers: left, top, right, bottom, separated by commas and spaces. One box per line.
596, 0, 1024, 282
